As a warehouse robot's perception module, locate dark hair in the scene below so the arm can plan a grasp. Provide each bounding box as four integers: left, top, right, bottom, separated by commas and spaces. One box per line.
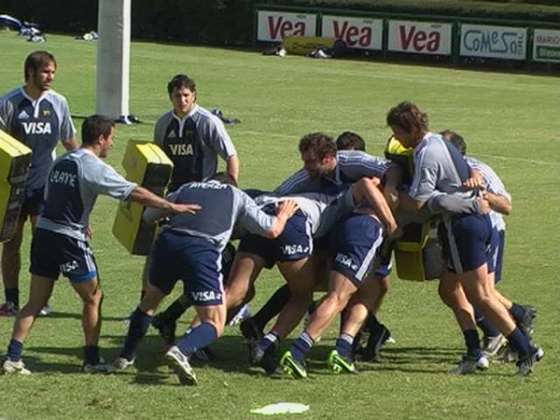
167, 74, 196, 96
386, 101, 429, 133
211, 172, 237, 187
298, 132, 337, 160
24, 51, 56, 82
81, 115, 114, 146
440, 129, 467, 155
336, 131, 366, 151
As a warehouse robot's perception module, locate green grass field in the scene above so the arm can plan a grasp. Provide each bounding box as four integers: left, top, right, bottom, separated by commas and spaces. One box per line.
0, 32, 559, 419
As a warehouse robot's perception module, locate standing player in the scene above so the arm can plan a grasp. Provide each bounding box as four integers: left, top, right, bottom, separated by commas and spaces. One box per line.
387, 101, 542, 376
112, 174, 298, 385
0, 51, 79, 316
2, 115, 199, 375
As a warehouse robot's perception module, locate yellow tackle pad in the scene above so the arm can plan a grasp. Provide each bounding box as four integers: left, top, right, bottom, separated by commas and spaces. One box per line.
0, 129, 32, 242
113, 140, 173, 255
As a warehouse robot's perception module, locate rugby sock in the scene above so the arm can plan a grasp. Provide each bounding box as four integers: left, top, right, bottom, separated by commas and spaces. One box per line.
121, 308, 152, 360
463, 329, 482, 358
257, 332, 279, 353
291, 332, 314, 363
509, 303, 528, 325
84, 345, 100, 365
5, 288, 19, 308
336, 333, 354, 359
475, 309, 500, 339
158, 294, 192, 323
7, 339, 23, 362
252, 285, 291, 331
507, 328, 532, 360
176, 322, 217, 355
366, 313, 383, 332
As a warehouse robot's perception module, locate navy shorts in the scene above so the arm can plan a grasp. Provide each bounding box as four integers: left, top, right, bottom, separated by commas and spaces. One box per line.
21, 187, 45, 217
238, 209, 312, 268
488, 229, 505, 283
329, 213, 384, 285
30, 228, 97, 283
149, 230, 223, 306
439, 214, 494, 273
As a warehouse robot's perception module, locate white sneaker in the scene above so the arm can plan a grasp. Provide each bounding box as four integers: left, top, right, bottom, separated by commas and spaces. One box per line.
112, 357, 135, 371
228, 304, 251, 327
2, 359, 31, 375
82, 357, 115, 374
482, 334, 508, 358
165, 346, 198, 385
449, 354, 489, 375
39, 304, 53, 316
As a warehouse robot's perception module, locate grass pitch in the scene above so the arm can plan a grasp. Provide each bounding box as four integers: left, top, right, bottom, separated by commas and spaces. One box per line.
0, 33, 559, 420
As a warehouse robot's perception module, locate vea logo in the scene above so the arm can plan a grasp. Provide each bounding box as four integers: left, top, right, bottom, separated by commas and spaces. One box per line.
322, 16, 382, 50
388, 21, 452, 55
281, 244, 310, 256
191, 290, 222, 302
460, 24, 527, 60
22, 121, 52, 135
257, 11, 316, 42
168, 143, 194, 156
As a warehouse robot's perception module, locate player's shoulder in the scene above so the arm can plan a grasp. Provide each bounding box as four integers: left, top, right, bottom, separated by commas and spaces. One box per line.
0, 88, 24, 106
192, 105, 223, 127
44, 89, 69, 106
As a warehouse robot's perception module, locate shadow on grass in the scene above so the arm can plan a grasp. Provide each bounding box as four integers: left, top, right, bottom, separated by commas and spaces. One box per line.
44, 310, 128, 322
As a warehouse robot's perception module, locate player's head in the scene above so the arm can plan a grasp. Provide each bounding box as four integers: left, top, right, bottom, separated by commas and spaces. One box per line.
440, 129, 467, 156
336, 131, 366, 151
211, 172, 237, 187
298, 132, 337, 178
24, 51, 57, 91
81, 115, 115, 158
167, 74, 197, 117
386, 101, 428, 148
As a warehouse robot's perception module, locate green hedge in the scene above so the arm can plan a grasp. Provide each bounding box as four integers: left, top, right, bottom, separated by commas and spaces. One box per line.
1, 0, 559, 45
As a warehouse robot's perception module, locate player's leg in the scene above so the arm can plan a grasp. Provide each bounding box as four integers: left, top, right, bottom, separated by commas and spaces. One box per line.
0, 215, 26, 315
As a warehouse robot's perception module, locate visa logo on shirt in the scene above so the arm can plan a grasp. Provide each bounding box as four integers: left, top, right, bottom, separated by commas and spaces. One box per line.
22, 122, 52, 135
169, 143, 194, 155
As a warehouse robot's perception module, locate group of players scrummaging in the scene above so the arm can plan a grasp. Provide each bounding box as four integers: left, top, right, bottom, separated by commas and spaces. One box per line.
0, 51, 543, 385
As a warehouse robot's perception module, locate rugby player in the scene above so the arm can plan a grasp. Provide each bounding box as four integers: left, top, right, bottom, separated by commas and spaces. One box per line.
387, 102, 542, 376
0, 51, 79, 316
2, 115, 199, 375
112, 174, 298, 385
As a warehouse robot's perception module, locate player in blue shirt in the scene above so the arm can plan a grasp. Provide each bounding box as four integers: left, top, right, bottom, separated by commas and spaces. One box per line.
2, 115, 199, 375
0, 51, 79, 316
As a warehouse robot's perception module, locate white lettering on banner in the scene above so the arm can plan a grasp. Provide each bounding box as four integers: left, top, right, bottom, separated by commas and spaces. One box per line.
460, 24, 527, 60
22, 122, 52, 135
388, 20, 452, 55
257, 11, 316, 42
533, 29, 560, 63
321, 16, 382, 50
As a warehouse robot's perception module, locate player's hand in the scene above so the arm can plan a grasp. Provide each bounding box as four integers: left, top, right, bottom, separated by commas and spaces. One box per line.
385, 221, 400, 238
170, 203, 202, 215
85, 225, 93, 239
463, 170, 485, 190
477, 197, 491, 214
276, 199, 299, 219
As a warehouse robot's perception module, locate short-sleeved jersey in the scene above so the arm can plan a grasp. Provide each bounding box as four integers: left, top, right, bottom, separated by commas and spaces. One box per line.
275, 150, 389, 195
153, 105, 237, 191
36, 149, 136, 241
254, 189, 355, 238
466, 156, 510, 231
409, 132, 471, 204
0, 88, 76, 191
159, 180, 276, 252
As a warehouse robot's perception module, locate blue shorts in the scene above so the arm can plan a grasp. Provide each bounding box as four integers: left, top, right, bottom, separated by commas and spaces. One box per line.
488, 229, 505, 282
238, 209, 312, 268
149, 230, 223, 306
329, 213, 384, 285
21, 187, 45, 218
30, 228, 97, 283
439, 214, 494, 273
